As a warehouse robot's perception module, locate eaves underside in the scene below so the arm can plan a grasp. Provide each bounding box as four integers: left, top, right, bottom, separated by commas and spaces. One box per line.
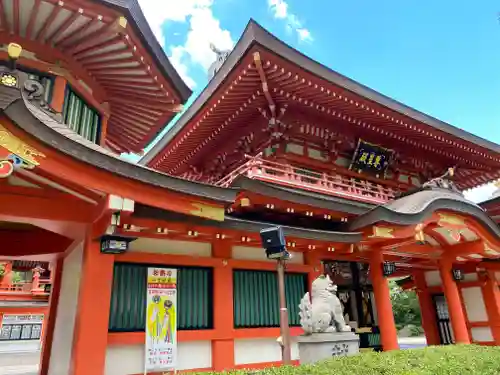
140, 19, 500, 181
133, 204, 362, 243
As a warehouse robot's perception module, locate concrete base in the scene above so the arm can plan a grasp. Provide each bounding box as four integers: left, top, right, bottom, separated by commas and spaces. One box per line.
297, 332, 360, 365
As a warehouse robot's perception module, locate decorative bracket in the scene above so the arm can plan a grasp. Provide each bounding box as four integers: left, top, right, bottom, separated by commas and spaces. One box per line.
0, 124, 45, 178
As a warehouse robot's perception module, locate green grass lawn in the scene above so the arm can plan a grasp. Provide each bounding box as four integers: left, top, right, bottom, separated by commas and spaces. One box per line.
199, 345, 500, 375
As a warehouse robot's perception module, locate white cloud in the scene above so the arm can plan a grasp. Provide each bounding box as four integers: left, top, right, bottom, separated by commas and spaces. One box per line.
169, 45, 197, 88
268, 0, 313, 42
137, 0, 234, 88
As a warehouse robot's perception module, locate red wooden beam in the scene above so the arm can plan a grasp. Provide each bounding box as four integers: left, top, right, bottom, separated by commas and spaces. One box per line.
0, 228, 72, 257
0, 193, 97, 223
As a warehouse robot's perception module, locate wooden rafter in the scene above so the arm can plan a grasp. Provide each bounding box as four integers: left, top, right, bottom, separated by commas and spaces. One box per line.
73, 36, 124, 59
253, 52, 276, 118
112, 115, 151, 135
35, 2, 62, 42
26, 0, 42, 40
54, 18, 98, 47
0, 0, 8, 32
112, 115, 155, 132
12, 0, 20, 35
77, 46, 130, 64
84, 56, 139, 70
45, 10, 80, 45
65, 17, 127, 56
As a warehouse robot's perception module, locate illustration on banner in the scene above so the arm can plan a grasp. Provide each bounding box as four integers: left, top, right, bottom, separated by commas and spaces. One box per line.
148, 294, 176, 344
145, 268, 177, 371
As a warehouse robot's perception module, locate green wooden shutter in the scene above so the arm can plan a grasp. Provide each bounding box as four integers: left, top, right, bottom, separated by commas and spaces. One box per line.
90, 111, 100, 143
61, 87, 101, 144
108, 263, 213, 332
233, 270, 307, 328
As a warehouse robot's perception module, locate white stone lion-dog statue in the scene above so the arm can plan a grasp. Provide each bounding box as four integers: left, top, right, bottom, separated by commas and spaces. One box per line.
298, 274, 351, 334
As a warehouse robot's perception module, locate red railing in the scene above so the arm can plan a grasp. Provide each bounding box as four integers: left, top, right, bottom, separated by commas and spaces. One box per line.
0, 279, 51, 294
216, 156, 398, 204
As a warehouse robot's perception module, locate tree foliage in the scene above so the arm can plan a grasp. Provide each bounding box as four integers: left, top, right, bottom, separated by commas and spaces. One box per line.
389, 280, 423, 334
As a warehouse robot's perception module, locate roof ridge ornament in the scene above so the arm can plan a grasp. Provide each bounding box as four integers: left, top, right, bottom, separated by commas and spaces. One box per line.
208, 42, 231, 80
421, 167, 463, 196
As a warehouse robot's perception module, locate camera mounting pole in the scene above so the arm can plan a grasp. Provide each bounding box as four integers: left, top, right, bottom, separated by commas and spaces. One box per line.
259, 226, 292, 365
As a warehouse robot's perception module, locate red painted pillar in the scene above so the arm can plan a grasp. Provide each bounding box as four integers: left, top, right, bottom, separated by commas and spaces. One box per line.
413, 271, 440, 345
211, 239, 234, 371
40, 257, 64, 375
304, 250, 322, 292
71, 231, 115, 375
50, 76, 67, 113
481, 270, 500, 345
438, 259, 470, 344
370, 251, 399, 351
0, 261, 13, 287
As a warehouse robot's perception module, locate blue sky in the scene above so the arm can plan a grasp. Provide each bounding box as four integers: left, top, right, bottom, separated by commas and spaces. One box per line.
135, 0, 500, 201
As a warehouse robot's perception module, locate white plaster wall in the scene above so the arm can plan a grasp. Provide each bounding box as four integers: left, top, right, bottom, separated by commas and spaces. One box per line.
104, 341, 212, 374
462, 273, 478, 282
423, 271, 478, 285
234, 337, 299, 365
424, 270, 441, 287
232, 246, 304, 264
461, 287, 488, 322
129, 238, 211, 257
471, 327, 494, 342
47, 242, 84, 375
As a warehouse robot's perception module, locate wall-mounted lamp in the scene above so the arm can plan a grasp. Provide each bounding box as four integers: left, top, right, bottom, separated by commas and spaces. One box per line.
382, 261, 397, 277
451, 268, 464, 282
7, 43, 22, 70
99, 234, 136, 254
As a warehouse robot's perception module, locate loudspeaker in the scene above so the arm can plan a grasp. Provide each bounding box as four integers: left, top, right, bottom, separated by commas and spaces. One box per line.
260, 226, 289, 260
260, 226, 286, 249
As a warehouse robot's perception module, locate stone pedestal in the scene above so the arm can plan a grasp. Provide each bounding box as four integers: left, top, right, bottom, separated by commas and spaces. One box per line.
296, 332, 360, 365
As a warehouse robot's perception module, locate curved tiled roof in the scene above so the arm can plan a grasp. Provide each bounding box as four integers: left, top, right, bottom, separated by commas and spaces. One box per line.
349, 187, 500, 239
100, 0, 191, 102
0, 75, 236, 204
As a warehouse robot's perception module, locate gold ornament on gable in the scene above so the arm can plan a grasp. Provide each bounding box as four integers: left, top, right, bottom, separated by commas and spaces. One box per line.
369, 226, 394, 239
190, 202, 225, 222
437, 213, 466, 227
0, 124, 44, 178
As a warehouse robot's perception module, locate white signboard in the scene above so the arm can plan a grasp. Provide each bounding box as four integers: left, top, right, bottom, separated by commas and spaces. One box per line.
145, 267, 177, 372
0, 314, 44, 342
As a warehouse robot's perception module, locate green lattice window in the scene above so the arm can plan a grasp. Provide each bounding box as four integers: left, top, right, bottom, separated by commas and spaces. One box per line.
233, 270, 307, 328
62, 86, 100, 143
108, 263, 213, 332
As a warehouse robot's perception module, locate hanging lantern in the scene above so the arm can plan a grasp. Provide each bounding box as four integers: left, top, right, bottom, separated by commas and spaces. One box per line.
382, 261, 397, 277
452, 268, 464, 281
99, 234, 136, 254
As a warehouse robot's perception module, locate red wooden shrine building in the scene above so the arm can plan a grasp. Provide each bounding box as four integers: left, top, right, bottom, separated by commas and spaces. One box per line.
1, 1, 500, 374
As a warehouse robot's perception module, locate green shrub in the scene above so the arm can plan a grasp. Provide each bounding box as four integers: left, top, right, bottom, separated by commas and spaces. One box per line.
197, 345, 500, 375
